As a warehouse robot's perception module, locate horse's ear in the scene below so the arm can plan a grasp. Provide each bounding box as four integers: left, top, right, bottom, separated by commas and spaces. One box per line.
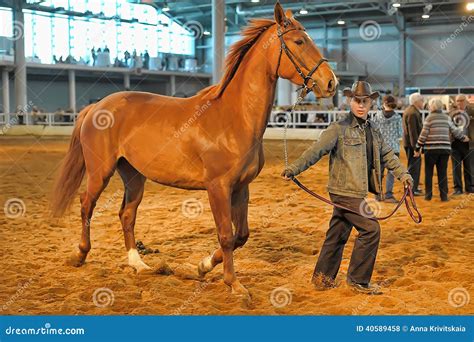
274, 2, 287, 27
285, 9, 294, 18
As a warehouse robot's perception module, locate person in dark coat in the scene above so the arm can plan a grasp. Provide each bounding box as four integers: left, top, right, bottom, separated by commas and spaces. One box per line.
402, 92, 424, 196
449, 94, 473, 194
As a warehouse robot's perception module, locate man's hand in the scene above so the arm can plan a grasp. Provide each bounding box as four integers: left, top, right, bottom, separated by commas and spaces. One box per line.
462, 136, 470, 143
413, 150, 421, 158
401, 173, 414, 188
281, 169, 294, 181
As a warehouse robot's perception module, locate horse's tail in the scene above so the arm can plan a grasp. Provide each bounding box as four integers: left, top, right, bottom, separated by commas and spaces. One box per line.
50, 105, 92, 217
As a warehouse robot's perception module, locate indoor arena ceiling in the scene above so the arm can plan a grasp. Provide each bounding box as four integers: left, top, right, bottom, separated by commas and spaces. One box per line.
138, 0, 470, 32
1, 0, 470, 32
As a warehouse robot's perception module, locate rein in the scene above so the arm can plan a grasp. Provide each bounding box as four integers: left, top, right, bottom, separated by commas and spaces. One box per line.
276, 26, 422, 223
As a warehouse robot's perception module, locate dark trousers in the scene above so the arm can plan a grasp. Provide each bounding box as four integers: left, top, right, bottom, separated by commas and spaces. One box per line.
405, 146, 421, 190
313, 193, 381, 285
424, 150, 450, 200
451, 141, 473, 193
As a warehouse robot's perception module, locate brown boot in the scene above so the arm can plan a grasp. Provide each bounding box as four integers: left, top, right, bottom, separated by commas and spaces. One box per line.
347, 280, 382, 295
312, 273, 337, 291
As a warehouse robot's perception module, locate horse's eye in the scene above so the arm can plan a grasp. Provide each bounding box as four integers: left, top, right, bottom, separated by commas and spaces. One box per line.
295, 39, 304, 45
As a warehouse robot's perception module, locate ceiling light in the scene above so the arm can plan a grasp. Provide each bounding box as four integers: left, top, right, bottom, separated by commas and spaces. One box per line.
203, 30, 211, 36
251, 0, 260, 3
337, 20, 345, 25
392, 2, 401, 7
162, 3, 170, 12
467, 2, 474, 11
299, 7, 308, 15
421, 13, 430, 19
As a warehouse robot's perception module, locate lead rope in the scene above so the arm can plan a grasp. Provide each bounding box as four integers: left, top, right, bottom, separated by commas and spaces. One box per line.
284, 91, 306, 170
283, 91, 422, 224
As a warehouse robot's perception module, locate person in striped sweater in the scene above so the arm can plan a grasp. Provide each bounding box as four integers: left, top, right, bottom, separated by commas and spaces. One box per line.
415, 98, 469, 201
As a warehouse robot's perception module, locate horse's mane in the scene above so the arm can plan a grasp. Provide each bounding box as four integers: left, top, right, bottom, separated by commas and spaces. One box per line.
198, 19, 276, 100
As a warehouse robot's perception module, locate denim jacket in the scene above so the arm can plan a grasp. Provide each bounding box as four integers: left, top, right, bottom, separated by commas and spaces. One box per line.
287, 113, 410, 198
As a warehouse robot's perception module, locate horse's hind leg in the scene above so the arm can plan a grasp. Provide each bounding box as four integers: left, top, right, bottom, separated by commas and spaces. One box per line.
117, 158, 150, 273
199, 185, 250, 293
68, 170, 113, 267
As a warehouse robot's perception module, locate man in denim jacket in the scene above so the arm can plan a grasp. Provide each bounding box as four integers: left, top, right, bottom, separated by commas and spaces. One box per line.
281, 81, 413, 295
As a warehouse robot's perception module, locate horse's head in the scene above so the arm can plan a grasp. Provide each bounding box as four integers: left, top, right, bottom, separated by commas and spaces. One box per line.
272, 2, 337, 98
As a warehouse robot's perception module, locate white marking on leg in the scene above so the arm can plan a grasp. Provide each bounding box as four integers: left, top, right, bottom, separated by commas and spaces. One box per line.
128, 248, 151, 272
199, 252, 215, 275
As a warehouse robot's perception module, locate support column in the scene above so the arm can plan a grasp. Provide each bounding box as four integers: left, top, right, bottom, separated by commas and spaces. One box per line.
68, 69, 76, 113
13, 1, 27, 122
399, 16, 406, 97
341, 27, 348, 72
2, 69, 10, 114
124, 73, 130, 90
212, 0, 225, 84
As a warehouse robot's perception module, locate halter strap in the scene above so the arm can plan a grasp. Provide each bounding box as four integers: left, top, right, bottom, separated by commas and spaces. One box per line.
276, 27, 328, 97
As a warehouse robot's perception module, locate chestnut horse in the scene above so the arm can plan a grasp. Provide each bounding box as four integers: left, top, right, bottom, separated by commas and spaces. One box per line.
51, 3, 337, 299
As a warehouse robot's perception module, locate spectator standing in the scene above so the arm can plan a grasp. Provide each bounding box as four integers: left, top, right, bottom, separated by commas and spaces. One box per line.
402, 92, 424, 195
415, 98, 469, 201
450, 94, 473, 194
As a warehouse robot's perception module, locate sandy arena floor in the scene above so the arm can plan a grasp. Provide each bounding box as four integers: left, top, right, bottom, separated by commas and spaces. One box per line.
0, 137, 472, 315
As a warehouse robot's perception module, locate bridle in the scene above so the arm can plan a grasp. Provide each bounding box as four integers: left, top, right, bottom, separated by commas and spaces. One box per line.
276, 23, 328, 98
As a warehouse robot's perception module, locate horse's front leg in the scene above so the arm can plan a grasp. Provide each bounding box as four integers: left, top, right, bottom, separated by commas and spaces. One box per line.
206, 181, 249, 299
199, 185, 250, 275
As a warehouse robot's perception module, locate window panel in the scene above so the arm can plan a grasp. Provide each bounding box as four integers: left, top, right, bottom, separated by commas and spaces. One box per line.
70, 18, 89, 62
51, 14, 69, 59
0, 7, 13, 38
15, 2, 195, 65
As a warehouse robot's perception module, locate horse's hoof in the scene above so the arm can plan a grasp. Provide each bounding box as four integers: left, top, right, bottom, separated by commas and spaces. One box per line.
231, 281, 250, 298
230, 281, 253, 308
198, 255, 213, 278
65, 252, 86, 267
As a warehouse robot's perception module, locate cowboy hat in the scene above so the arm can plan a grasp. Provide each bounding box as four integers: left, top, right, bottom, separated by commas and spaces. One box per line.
343, 81, 379, 100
